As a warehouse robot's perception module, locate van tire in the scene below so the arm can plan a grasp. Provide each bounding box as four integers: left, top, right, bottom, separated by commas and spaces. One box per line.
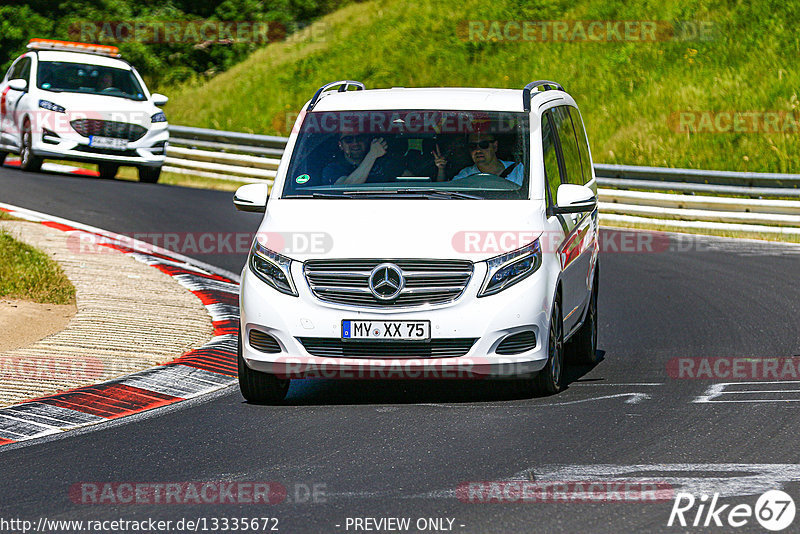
532, 299, 564, 396
237, 328, 290, 404
567, 269, 600, 365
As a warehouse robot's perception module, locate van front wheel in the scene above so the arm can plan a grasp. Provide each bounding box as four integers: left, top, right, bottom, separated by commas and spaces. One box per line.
237, 329, 290, 404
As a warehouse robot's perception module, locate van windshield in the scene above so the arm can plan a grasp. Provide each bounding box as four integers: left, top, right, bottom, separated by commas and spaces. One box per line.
282, 110, 529, 199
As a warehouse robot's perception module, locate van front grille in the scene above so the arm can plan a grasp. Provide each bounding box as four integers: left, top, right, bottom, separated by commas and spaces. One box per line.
304, 259, 473, 308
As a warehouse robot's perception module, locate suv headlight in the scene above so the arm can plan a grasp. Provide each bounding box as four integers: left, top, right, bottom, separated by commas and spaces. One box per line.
151, 112, 167, 123
39, 100, 65, 113
249, 240, 298, 296
478, 240, 542, 297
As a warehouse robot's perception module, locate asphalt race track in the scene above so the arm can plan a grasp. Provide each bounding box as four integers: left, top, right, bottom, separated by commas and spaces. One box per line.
2, 165, 800, 533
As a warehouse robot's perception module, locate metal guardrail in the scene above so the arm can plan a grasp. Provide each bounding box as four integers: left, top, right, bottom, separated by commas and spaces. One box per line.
166, 125, 800, 235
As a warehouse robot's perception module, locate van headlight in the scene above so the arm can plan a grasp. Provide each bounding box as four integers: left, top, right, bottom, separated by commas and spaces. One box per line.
478, 240, 542, 297
249, 240, 298, 296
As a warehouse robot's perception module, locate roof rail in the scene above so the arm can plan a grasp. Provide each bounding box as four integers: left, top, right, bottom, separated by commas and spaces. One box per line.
522, 80, 564, 111
307, 80, 366, 111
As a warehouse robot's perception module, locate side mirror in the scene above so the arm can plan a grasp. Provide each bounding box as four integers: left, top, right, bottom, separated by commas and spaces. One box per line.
8, 79, 27, 91
552, 183, 597, 215
151, 93, 169, 106
234, 183, 269, 212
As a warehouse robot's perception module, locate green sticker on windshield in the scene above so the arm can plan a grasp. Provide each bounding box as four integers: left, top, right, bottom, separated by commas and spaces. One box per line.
296, 174, 310, 184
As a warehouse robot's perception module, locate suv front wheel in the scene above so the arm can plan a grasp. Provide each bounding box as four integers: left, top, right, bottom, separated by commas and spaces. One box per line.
138, 165, 161, 183
20, 121, 43, 172
98, 163, 119, 180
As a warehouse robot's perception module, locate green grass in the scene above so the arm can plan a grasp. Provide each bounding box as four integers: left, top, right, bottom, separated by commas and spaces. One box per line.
114, 167, 250, 192
0, 211, 22, 221
161, 0, 800, 174
0, 230, 76, 304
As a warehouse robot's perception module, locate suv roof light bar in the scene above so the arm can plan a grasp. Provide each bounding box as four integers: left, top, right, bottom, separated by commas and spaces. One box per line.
522, 80, 564, 111
27, 38, 121, 58
307, 80, 365, 111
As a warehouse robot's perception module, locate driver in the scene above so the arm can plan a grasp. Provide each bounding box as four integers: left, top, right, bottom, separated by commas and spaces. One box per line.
97, 72, 114, 91
437, 133, 524, 185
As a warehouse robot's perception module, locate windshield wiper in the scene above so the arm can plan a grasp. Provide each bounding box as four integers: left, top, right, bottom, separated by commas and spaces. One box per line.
396, 189, 482, 199
286, 192, 351, 198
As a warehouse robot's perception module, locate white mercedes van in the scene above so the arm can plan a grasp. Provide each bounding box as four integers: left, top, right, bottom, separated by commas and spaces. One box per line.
234, 80, 599, 402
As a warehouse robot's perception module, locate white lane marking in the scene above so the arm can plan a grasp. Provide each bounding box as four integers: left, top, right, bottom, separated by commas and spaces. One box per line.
120, 365, 235, 399
551, 392, 651, 405
172, 273, 239, 294
694, 381, 800, 403
2, 402, 104, 427
0, 414, 62, 440
416, 392, 652, 408
510, 464, 800, 499
323, 464, 800, 501
569, 382, 664, 387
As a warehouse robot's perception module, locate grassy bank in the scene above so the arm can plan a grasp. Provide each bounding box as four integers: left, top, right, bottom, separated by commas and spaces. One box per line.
0, 227, 76, 305
164, 0, 800, 174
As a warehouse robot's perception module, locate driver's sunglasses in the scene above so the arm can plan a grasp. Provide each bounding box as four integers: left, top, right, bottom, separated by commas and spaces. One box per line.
468, 140, 494, 151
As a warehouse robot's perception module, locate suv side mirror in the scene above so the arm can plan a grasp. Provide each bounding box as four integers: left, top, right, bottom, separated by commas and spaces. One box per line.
8, 79, 27, 91
552, 183, 597, 215
234, 183, 269, 212
152, 93, 169, 106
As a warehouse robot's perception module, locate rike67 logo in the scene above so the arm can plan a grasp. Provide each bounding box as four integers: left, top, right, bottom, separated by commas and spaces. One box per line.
668, 490, 796, 531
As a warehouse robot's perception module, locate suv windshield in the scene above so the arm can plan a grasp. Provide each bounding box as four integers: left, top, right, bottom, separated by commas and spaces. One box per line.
36, 61, 146, 101
282, 110, 529, 199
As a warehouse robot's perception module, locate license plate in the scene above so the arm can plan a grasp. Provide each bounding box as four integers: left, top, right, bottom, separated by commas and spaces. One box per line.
89, 136, 128, 149
342, 320, 430, 341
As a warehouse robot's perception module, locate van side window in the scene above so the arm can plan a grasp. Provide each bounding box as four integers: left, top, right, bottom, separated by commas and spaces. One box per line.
541, 112, 561, 203
569, 108, 593, 185
553, 106, 583, 186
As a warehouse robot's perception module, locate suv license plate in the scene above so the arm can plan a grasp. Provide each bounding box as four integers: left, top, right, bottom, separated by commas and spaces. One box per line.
342, 320, 430, 341
89, 136, 128, 149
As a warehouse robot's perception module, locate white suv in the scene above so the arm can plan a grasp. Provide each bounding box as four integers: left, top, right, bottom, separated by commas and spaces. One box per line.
0, 39, 169, 182
234, 80, 599, 402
